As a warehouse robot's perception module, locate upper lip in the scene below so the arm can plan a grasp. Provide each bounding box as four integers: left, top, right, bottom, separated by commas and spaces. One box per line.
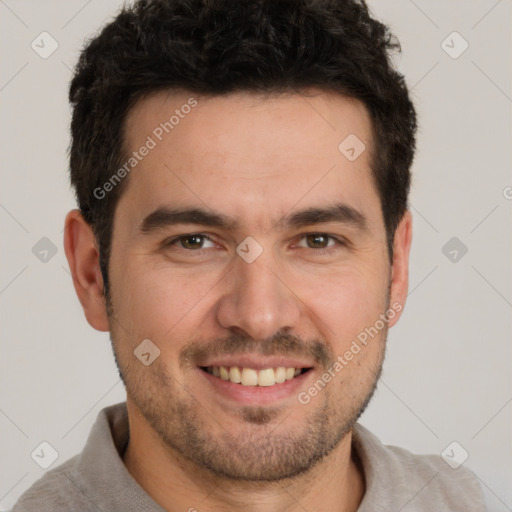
198, 355, 315, 371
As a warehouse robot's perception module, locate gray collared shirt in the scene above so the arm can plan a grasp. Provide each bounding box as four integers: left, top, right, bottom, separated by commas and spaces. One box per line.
12, 402, 487, 511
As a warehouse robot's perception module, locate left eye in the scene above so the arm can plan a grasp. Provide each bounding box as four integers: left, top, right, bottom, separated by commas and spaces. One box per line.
296, 233, 340, 250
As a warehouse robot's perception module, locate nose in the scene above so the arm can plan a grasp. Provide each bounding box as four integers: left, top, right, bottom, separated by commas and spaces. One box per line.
215, 250, 301, 341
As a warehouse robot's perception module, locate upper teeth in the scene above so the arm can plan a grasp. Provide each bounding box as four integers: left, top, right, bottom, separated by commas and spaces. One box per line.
206, 366, 302, 386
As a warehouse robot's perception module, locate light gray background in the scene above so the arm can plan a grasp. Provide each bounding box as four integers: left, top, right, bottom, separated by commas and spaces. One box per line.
1, 0, 511, 510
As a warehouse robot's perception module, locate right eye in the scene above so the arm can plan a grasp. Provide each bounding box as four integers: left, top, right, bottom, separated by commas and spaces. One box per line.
164, 233, 217, 251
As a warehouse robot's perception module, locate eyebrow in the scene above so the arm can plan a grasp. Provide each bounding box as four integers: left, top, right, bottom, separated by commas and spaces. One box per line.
139, 203, 368, 234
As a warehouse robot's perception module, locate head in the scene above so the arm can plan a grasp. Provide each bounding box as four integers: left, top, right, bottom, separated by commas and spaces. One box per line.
64, 0, 415, 482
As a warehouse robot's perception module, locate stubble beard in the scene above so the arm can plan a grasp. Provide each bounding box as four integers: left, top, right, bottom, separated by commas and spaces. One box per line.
107, 294, 388, 482
114, 343, 385, 482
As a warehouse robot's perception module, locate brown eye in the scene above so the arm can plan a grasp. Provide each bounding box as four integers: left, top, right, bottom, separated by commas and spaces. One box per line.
166, 234, 216, 250
295, 233, 345, 255
305, 234, 331, 249
180, 234, 206, 249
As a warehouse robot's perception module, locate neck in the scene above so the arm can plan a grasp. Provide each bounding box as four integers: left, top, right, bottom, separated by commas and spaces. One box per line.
123, 402, 365, 512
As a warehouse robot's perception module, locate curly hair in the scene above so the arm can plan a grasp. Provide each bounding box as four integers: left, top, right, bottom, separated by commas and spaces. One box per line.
69, 0, 417, 297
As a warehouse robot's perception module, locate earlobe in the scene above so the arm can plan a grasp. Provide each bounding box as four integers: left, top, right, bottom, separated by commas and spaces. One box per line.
63, 209, 110, 332
387, 210, 413, 328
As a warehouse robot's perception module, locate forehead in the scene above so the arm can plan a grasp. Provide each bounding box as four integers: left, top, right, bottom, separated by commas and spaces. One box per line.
118, 88, 382, 233
124, 88, 373, 159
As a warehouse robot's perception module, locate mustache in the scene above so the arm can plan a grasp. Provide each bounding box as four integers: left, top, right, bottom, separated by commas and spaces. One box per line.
179, 331, 333, 370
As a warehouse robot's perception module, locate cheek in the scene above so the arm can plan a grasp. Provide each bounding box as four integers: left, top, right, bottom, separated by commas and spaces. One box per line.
110, 241, 389, 350
299, 262, 389, 344
110, 259, 221, 342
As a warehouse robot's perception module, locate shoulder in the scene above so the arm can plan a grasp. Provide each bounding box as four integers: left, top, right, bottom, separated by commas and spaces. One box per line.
11, 455, 97, 512
11, 403, 128, 512
352, 423, 487, 511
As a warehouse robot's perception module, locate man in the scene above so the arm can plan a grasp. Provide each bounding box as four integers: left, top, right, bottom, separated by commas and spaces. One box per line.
13, 0, 487, 510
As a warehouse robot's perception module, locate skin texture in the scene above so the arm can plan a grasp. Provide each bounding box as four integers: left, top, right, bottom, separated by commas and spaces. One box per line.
64, 88, 413, 512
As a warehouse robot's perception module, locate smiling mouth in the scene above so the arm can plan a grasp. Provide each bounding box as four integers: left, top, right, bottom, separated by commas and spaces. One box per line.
200, 366, 312, 387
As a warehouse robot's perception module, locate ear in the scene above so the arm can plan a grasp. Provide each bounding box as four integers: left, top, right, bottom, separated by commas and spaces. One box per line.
63, 209, 109, 331
387, 209, 413, 328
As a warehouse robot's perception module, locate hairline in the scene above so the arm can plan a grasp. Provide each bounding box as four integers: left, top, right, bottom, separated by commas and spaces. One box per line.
97, 86, 393, 294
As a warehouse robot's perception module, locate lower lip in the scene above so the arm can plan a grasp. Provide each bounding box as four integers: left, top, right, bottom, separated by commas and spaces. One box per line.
197, 367, 314, 406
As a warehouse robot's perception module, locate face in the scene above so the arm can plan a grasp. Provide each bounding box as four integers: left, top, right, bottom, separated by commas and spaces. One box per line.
98, 89, 409, 481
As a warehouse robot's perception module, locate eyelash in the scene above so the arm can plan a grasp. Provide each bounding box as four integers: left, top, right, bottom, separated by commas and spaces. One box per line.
163, 233, 346, 256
